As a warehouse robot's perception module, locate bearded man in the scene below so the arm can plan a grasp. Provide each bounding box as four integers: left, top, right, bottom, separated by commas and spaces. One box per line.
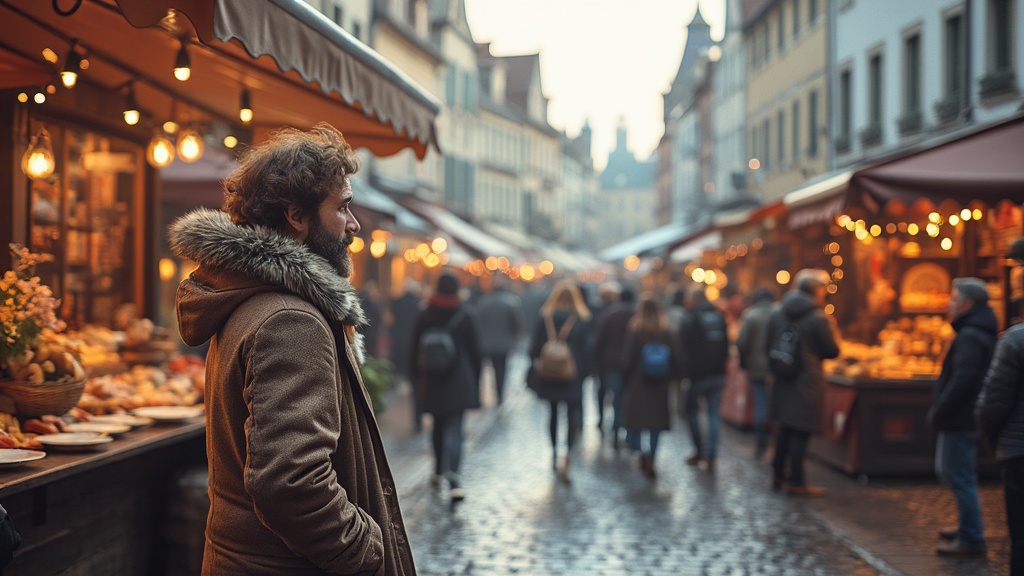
170, 123, 415, 576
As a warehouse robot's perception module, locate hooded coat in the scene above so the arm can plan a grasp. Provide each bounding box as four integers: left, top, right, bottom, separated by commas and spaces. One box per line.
765, 290, 840, 432
929, 304, 998, 432
408, 294, 482, 417
170, 209, 415, 576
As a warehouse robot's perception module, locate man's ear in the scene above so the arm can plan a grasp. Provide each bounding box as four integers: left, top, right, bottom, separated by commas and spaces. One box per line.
284, 205, 309, 240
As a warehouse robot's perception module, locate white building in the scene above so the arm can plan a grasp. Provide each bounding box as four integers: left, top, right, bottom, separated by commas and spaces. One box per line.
711, 0, 749, 203
832, 0, 1023, 168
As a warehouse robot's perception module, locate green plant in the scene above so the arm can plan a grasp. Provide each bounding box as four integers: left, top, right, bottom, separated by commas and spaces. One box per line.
360, 356, 393, 414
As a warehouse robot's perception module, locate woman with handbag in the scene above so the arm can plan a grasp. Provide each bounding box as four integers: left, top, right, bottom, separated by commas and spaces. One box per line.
526, 280, 592, 483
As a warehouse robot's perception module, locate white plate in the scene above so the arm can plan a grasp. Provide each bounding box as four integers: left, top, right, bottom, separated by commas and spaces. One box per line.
88, 414, 154, 428
0, 449, 46, 468
131, 406, 205, 422
36, 433, 114, 451
63, 422, 132, 436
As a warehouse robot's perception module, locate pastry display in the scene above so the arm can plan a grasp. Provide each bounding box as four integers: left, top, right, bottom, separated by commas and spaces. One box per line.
825, 315, 951, 380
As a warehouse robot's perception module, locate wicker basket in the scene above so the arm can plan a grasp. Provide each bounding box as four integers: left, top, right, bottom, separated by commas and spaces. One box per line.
0, 377, 86, 418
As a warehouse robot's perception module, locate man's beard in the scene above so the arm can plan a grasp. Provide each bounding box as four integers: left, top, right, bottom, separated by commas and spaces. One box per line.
307, 215, 353, 278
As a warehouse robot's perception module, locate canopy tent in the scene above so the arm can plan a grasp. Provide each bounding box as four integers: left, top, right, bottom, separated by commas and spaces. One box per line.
598, 222, 690, 262
783, 171, 853, 229
0, 0, 440, 158
669, 228, 722, 264
393, 196, 524, 263
849, 112, 1024, 213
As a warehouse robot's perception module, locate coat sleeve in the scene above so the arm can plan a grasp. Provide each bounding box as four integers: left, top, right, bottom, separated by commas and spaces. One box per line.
931, 331, 992, 429
976, 334, 1023, 448
245, 309, 383, 574
810, 313, 840, 360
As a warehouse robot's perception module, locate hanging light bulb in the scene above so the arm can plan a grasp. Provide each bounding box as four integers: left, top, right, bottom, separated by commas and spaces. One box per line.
60, 42, 82, 88
173, 39, 191, 81
177, 128, 204, 163
146, 132, 175, 168
122, 84, 140, 126
239, 89, 253, 123
21, 126, 56, 180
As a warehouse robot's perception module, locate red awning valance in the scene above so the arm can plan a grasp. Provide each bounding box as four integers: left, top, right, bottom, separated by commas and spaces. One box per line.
850, 112, 1024, 212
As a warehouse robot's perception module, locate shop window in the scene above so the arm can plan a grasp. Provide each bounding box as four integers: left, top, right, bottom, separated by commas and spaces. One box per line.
861, 52, 883, 147
27, 119, 143, 329
837, 68, 852, 153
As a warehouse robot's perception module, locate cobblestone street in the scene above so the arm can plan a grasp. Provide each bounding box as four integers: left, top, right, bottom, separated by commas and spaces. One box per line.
379, 355, 1009, 576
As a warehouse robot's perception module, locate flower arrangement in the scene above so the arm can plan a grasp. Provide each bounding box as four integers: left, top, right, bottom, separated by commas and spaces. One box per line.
0, 244, 65, 371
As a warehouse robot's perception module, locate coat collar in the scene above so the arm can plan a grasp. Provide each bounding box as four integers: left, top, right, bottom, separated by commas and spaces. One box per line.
169, 209, 367, 361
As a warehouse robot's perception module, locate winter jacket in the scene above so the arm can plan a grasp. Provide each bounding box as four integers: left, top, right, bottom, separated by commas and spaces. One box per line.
929, 305, 998, 432
170, 209, 414, 576
408, 295, 483, 417
592, 302, 635, 373
976, 323, 1024, 460
736, 301, 774, 381
677, 302, 730, 381
621, 330, 682, 432
474, 290, 523, 356
527, 308, 591, 404
766, 290, 840, 432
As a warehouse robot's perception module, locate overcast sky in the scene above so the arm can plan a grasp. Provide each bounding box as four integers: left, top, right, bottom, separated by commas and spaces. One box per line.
465, 0, 725, 172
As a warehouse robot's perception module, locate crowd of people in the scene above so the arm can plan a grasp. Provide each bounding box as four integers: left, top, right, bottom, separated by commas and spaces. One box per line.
160, 124, 1022, 576
386, 260, 1024, 574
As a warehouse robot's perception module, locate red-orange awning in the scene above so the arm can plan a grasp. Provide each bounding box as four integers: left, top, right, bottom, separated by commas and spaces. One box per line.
0, 0, 440, 158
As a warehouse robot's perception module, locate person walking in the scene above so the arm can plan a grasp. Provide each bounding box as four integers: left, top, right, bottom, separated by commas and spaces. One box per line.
929, 277, 997, 556
678, 285, 730, 471
590, 281, 621, 434
391, 278, 425, 431
621, 293, 681, 478
170, 123, 415, 575
358, 279, 384, 358
474, 277, 523, 405
737, 287, 776, 459
409, 272, 482, 504
592, 286, 636, 448
766, 269, 840, 496
527, 279, 592, 483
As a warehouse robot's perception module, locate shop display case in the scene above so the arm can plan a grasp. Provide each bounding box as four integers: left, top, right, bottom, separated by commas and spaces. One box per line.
27, 121, 144, 330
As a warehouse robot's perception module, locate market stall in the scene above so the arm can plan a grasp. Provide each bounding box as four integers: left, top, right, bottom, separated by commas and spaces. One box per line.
802, 113, 1024, 476
0, 1, 440, 573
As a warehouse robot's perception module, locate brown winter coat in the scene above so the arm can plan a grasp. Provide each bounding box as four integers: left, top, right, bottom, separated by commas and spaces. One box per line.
171, 209, 415, 576
621, 330, 681, 432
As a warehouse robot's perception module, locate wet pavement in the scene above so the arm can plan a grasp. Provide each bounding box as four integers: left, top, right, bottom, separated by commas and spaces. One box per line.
151, 349, 1008, 575
377, 352, 1010, 575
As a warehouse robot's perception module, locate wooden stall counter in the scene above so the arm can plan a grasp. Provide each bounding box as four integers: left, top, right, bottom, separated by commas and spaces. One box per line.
811, 374, 937, 478
0, 418, 207, 576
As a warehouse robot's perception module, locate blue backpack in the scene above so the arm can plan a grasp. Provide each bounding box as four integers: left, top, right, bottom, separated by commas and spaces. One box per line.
640, 340, 672, 381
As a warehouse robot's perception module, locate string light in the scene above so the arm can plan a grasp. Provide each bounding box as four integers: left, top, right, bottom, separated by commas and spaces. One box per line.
146, 132, 175, 168
21, 126, 56, 180
223, 135, 238, 149
60, 41, 82, 88
176, 128, 204, 163
122, 84, 140, 125
239, 89, 253, 123
173, 39, 191, 81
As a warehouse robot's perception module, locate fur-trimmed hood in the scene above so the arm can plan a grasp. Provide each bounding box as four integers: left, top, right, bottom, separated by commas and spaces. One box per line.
169, 208, 366, 360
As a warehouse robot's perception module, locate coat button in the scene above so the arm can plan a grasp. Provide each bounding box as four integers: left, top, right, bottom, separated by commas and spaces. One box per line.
383, 485, 393, 496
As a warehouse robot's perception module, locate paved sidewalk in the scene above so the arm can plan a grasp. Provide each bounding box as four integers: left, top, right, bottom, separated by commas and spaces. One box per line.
377, 356, 1010, 576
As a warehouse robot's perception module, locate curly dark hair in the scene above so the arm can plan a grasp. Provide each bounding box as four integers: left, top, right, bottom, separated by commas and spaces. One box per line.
222, 123, 360, 230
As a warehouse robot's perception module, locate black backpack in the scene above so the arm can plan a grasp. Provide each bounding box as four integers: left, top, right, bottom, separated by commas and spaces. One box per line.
767, 319, 803, 379
417, 309, 465, 376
